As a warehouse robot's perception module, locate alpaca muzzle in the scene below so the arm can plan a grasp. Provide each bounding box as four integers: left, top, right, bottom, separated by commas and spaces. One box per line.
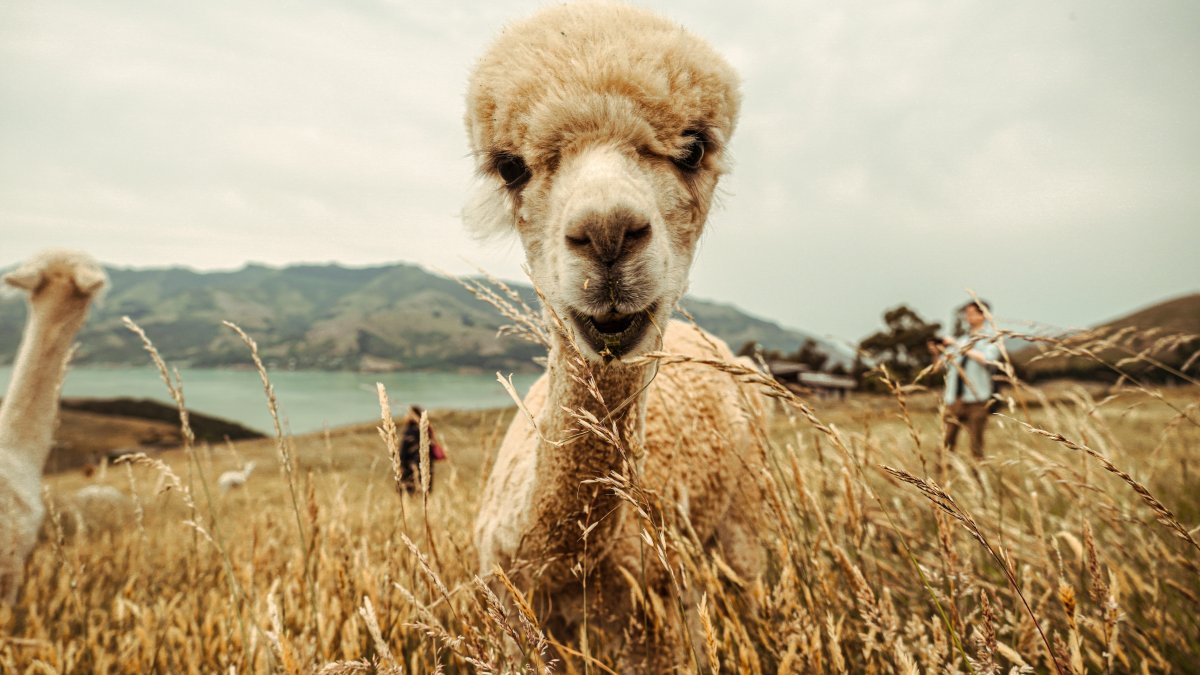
564, 206, 652, 267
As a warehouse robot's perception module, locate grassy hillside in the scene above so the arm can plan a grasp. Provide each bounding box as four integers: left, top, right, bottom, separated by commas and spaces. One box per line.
1013, 292, 1200, 382
0, 262, 822, 372
1100, 292, 1200, 334
26, 397, 265, 473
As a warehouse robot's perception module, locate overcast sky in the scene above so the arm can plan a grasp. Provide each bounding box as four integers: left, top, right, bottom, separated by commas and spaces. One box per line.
2, 0, 1197, 342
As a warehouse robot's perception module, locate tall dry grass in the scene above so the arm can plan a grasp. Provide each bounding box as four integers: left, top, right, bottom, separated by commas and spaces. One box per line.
1, 302, 1197, 673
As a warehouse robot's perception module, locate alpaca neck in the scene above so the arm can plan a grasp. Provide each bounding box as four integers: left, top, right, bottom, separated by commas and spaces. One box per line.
0, 300, 87, 471
528, 339, 649, 572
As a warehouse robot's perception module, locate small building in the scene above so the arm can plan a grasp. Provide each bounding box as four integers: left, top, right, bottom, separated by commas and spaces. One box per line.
766, 360, 857, 399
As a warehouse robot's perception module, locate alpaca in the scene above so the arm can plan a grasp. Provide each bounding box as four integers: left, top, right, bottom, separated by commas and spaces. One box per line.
218, 461, 256, 492
466, 2, 767, 645
0, 250, 107, 603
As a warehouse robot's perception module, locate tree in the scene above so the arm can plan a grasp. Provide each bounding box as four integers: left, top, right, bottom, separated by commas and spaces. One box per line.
739, 338, 834, 373
736, 340, 759, 359
791, 339, 830, 372
857, 305, 943, 388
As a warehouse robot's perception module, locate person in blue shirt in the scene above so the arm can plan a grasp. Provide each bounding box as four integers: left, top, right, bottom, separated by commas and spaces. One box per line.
928, 300, 1001, 458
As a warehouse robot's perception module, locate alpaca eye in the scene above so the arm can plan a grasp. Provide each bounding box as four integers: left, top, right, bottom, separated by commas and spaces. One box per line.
674, 130, 706, 172
494, 153, 530, 189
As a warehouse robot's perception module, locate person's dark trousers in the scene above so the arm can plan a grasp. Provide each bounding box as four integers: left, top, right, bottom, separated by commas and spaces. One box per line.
944, 401, 990, 458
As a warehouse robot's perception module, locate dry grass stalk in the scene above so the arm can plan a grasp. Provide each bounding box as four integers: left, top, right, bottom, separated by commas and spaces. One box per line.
699, 592, 720, 673
455, 268, 551, 349
1016, 420, 1200, 570
881, 465, 1064, 675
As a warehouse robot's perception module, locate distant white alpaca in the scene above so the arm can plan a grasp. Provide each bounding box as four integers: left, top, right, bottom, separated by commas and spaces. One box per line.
0, 250, 107, 603
218, 461, 256, 492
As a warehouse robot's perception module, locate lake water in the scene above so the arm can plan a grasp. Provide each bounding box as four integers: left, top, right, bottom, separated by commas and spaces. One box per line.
0, 366, 540, 435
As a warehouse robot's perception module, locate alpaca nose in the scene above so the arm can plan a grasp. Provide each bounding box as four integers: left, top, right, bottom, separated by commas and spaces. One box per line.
564, 207, 652, 265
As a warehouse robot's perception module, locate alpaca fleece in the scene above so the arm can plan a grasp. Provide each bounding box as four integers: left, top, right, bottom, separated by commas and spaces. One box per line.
465, 3, 767, 644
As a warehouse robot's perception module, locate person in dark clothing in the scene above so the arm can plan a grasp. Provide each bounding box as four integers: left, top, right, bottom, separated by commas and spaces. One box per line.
398, 405, 446, 494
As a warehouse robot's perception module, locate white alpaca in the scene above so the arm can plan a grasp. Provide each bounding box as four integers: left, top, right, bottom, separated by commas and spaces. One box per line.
218, 461, 256, 492
0, 250, 107, 603
466, 2, 767, 645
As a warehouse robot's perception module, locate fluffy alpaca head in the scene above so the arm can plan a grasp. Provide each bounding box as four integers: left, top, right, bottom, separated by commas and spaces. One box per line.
464, 2, 740, 361
3, 250, 108, 303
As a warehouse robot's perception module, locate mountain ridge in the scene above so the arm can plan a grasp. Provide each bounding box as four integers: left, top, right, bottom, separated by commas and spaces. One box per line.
0, 261, 836, 373
1011, 292, 1200, 381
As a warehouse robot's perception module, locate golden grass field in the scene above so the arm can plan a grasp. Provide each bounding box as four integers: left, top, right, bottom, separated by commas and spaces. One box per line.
1, 326, 1198, 674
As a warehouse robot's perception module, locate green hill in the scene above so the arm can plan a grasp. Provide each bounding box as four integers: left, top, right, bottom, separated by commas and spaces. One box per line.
1, 262, 828, 373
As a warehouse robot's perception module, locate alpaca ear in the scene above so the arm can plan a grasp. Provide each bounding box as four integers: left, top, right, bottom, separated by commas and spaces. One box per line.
72, 265, 108, 295
462, 179, 517, 240
3, 265, 42, 291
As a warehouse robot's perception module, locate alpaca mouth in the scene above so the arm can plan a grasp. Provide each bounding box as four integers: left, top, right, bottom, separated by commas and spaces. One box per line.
569, 304, 658, 359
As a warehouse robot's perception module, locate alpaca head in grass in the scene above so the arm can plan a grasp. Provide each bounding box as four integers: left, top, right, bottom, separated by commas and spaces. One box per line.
463, 2, 740, 361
